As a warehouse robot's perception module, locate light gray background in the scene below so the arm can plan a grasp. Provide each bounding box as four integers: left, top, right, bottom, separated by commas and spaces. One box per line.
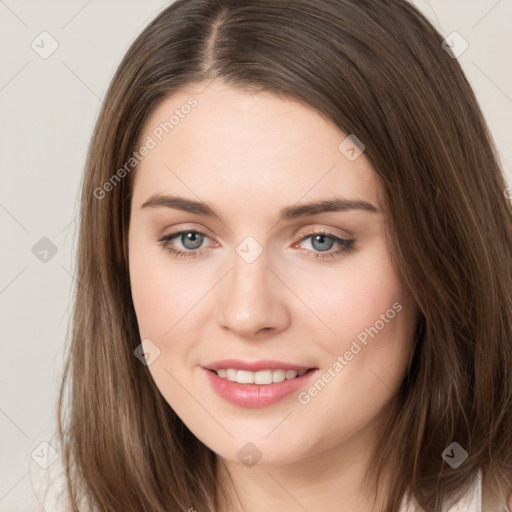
1, 1, 511, 510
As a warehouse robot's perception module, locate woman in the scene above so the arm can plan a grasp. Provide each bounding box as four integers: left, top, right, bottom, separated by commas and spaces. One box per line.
57, 0, 512, 510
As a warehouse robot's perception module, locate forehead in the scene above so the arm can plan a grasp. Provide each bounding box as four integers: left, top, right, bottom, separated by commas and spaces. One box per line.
131, 81, 380, 213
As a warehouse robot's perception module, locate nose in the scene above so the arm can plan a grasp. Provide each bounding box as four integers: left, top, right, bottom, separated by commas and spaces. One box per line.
216, 248, 291, 339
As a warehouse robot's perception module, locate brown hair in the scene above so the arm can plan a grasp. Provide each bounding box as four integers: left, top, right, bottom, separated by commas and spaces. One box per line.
57, 0, 512, 510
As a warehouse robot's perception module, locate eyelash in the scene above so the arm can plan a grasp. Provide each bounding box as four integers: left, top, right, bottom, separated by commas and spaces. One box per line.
157, 229, 356, 260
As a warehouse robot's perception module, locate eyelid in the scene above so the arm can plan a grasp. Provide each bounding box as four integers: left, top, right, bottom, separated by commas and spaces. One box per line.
162, 223, 217, 241
294, 224, 353, 240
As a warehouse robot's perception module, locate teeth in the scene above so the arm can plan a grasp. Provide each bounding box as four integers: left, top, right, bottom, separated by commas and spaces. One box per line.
214, 368, 309, 384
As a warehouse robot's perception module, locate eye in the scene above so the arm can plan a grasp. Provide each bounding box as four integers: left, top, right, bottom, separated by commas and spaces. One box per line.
294, 231, 355, 260
157, 229, 356, 260
157, 230, 212, 259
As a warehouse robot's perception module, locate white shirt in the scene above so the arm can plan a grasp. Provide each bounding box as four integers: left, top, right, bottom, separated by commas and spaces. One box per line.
400, 470, 482, 512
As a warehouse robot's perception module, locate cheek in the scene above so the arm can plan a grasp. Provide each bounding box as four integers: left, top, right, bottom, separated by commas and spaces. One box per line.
128, 231, 206, 338
292, 239, 408, 343
292, 239, 416, 398
128, 235, 206, 403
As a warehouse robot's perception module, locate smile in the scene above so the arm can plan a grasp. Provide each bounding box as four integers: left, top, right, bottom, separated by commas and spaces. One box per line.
203, 364, 318, 408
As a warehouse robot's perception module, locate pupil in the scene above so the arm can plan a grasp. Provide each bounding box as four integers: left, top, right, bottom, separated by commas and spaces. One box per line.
183, 232, 203, 250
312, 234, 334, 252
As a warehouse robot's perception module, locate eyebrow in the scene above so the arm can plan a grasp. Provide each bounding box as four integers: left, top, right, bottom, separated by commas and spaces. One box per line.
140, 193, 380, 221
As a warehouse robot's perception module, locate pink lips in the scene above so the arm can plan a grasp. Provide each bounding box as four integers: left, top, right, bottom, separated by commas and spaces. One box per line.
202, 359, 318, 408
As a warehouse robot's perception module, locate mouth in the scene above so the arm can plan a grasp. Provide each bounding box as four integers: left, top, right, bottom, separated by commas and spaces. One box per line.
206, 367, 316, 385
203, 359, 318, 385
202, 363, 319, 408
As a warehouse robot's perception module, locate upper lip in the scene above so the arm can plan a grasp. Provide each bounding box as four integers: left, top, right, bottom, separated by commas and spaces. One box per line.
203, 359, 317, 372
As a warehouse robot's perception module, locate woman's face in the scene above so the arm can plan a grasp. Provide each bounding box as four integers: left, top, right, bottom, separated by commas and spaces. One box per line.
128, 80, 418, 467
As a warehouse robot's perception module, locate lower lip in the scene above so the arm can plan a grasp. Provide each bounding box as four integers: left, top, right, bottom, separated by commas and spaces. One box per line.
203, 368, 318, 408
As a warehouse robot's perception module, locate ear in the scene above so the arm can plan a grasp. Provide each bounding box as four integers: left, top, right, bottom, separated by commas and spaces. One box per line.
507, 492, 512, 511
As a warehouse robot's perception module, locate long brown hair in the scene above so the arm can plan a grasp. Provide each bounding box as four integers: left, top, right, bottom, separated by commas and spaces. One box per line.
57, 0, 512, 510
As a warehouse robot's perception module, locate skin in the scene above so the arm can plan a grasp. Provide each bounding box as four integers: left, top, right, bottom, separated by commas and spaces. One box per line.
128, 79, 419, 511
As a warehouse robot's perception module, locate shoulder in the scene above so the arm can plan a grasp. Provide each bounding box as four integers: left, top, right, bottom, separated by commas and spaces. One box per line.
400, 470, 512, 512
29, 453, 71, 512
